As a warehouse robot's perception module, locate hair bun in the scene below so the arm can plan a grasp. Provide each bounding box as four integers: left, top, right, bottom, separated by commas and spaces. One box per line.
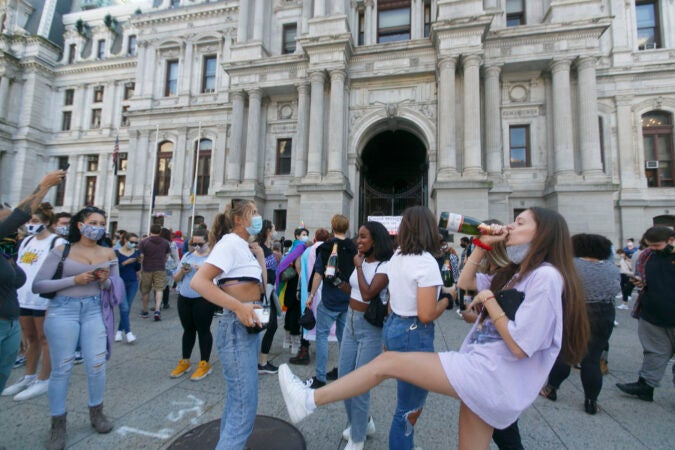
39, 202, 54, 212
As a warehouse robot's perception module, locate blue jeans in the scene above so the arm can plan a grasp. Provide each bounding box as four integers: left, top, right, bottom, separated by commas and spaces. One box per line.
215, 311, 259, 450
315, 301, 346, 382
383, 313, 435, 450
118, 279, 138, 332
44, 295, 107, 416
338, 309, 383, 443
0, 318, 21, 392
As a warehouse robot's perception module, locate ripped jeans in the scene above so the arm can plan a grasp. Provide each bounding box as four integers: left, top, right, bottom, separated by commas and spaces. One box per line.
383, 313, 435, 450
44, 295, 107, 416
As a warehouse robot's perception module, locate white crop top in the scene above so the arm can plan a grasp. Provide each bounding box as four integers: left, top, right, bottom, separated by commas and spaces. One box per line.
206, 233, 262, 283
349, 260, 388, 303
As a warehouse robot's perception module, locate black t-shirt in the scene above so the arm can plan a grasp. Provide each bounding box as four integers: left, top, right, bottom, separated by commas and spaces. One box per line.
641, 251, 675, 327
0, 209, 31, 320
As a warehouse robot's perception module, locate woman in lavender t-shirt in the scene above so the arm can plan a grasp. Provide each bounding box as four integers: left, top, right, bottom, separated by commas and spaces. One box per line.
278, 207, 590, 449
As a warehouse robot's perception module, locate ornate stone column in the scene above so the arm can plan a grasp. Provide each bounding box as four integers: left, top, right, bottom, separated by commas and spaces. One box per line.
550, 59, 574, 175
142, 45, 157, 97
302, 0, 312, 33
226, 91, 246, 183
253, 0, 264, 42
294, 82, 310, 178
437, 57, 457, 176
484, 64, 502, 175
244, 89, 263, 182
576, 56, 604, 175
365, 0, 374, 45
615, 96, 640, 188
306, 71, 326, 177
462, 54, 482, 174
0, 76, 12, 119
78, 84, 90, 130
333, 0, 345, 14
237, 0, 250, 43
314, 0, 326, 17
180, 40, 194, 96
327, 70, 347, 176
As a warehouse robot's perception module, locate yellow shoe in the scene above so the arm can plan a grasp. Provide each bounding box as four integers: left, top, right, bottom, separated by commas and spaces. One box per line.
170, 359, 191, 378
190, 361, 212, 381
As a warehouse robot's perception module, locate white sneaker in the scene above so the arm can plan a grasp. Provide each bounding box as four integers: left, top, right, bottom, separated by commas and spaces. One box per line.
345, 439, 365, 450
342, 416, 376, 440
13, 378, 48, 401
1, 375, 34, 396
279, 364, 312, 424
614, 320, 619, 327
617, 304, 629, 310
126, 332, 137, 344
115, 330, 124, 342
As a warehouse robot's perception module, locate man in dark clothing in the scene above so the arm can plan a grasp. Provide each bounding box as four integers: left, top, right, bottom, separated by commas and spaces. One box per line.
617, 226, 675, 401
305, 215, 357, 388
0, 170, 65, 391
138, 224, 170, 321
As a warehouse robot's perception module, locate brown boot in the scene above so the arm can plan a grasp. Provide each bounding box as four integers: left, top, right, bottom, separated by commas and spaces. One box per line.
289, 344, 310, 365
46, 414, 66, 450
89, 403, 113, 433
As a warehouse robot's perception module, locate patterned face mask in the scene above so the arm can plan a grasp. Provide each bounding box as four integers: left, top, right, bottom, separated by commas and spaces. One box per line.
80, 224, 106, 241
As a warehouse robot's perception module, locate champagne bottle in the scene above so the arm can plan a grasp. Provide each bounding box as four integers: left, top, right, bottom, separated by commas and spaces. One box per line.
441, 257, 454, 287
325, 243, 338, 279
438, 212, 501, 235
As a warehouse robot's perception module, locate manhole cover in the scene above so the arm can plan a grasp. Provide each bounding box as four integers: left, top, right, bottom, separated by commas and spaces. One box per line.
168, 415, 306, 450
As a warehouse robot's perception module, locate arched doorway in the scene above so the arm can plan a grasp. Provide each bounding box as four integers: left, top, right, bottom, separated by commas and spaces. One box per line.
359, 128, 428, 224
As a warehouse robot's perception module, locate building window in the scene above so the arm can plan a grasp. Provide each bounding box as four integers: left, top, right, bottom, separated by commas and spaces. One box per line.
127, 35, 137, 56
165, 60, 179, 96
358, 11, 365, 45
509, 125, 530, 168
273, 209, 287, 232
506, 0, 525, 27
91, 108, 102, 128
124, 82, 135, 100
282, 23, 297, 54
193, 139, 212, 196
87, 155, 99, 172
121, 106, 130, 127
423, 1, 431, 37
64, 89, 74, 105
201, 56, 217, 93
170, 0, 180, 8
54, 157, 68, 206
61, 111, 72, 131
118, 152, 128, 172
97, 39, 105, 59
68, 44, 76, 64
276, 138, 292, 175
84, 176, 96, 205
93, 85, 104, 103
598, 117, 606, 172
642, 111, 673, 187
377, 1, 411, 43
636, 0, 661, 50
115, 175, 125, 205
155, 141, 173, 196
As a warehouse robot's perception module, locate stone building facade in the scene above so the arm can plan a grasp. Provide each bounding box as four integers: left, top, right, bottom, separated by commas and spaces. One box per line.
0, 0, 674, 242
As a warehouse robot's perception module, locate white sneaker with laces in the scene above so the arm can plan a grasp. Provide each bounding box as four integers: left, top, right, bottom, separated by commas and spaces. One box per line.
13, 378, 48, 401
279, 364, 312, 424
126, 331, 137, 343
345, 439, 365, 450
342, 416, 376, 440
115, 330, 124, 342
617, 304, 629, 310
1, 375, 34, 396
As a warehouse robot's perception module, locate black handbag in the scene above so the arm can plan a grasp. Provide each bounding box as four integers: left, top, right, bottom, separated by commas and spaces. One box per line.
364, 292, 388, 328
298, 306, 316, 330
495, 288, 525, 320
42, 243, 70, 300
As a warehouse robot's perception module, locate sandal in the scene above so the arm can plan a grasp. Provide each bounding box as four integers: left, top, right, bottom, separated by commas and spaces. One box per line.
539, 384, 557, 402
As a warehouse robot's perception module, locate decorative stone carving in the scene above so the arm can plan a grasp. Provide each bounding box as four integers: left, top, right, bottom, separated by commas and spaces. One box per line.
278, 103, 293, 119
508, 84, 529, 102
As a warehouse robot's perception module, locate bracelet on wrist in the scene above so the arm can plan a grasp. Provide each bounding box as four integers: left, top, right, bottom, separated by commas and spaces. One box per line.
491, 312, 507, 323
466, 259, 480, 267
482, 295, 496, 305
472, 238, 492, 252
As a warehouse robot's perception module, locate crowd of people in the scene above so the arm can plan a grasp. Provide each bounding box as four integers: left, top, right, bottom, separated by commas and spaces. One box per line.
0, 169, 673, 450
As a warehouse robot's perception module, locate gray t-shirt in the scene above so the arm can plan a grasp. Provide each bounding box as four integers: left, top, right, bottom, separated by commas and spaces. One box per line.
573, 258, 620, 303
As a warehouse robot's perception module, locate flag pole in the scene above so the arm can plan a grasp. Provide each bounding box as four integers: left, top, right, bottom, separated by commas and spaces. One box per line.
147, 125, 159, 236
190, 122, 202, 235
106, 130, 119, 233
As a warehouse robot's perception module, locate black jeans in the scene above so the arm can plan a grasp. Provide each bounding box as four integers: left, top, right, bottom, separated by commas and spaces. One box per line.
548, 302, 615, 401
620, 274, 634, 302
177, 294, 215, 362
283, 275, 301, 336
260, 287, 278, 355
493, 420, 524, 450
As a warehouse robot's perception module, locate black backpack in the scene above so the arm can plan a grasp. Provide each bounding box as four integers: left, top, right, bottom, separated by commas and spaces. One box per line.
316, 238, 357, 283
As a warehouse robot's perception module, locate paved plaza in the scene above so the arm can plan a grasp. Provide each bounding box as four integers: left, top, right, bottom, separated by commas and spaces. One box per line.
1, 291, 673, 449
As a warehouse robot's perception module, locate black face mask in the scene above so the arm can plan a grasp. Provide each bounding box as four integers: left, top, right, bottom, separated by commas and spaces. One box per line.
653, 244, 674, 257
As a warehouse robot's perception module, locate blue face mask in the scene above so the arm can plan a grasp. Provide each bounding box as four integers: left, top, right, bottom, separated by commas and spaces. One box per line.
246, 215, 263, 236
126, 242, 137, 249
81, 224, 106, 242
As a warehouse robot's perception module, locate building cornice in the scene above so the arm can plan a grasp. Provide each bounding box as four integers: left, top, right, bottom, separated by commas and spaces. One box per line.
129, 2, 238, 28
485, 19, 611, 49
54, 58, 137, 75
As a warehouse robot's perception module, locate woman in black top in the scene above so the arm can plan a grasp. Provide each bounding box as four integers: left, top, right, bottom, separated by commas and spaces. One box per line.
257, 220, 279, 373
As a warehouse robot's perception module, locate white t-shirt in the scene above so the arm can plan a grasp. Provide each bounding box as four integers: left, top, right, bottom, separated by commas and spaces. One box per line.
17, 234, 67, 310
385, 249, 442, 317
349, 260, 389, 303
206, 233, 262, 283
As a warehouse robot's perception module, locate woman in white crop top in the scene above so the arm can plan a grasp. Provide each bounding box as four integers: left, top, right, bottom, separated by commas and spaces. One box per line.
190, 199, 267, 450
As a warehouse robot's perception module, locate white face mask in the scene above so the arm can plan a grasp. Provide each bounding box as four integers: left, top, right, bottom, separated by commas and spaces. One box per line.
507, 243, 531, 265
26, 224, 45, 235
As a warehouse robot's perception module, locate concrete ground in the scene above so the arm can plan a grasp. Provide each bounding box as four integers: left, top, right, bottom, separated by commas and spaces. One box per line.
1, 291, 673, 449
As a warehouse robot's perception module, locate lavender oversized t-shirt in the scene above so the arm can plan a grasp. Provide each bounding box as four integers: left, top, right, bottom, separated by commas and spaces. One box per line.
439, 263, 563, 429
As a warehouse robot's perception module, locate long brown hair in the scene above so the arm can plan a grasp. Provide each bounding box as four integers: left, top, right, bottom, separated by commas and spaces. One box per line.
489, 207, 589, 365
208, 199, 255, 247
397, 206, 440, 256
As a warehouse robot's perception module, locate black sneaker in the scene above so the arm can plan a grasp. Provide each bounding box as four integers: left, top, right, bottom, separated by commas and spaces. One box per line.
154, 311, 161, 321
162, 303, 170, 310
139, 311, 149, 319
258, 362, 279, 374
616, 377, 654, 401
326, 367, 338, 381
305, 377, 326, 389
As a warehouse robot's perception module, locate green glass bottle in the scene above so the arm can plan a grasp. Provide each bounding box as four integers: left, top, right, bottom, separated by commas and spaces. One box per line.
438, 212, 497, 235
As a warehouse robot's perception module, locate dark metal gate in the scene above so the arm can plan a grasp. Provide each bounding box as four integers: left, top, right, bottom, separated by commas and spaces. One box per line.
360, 178, 427, 224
